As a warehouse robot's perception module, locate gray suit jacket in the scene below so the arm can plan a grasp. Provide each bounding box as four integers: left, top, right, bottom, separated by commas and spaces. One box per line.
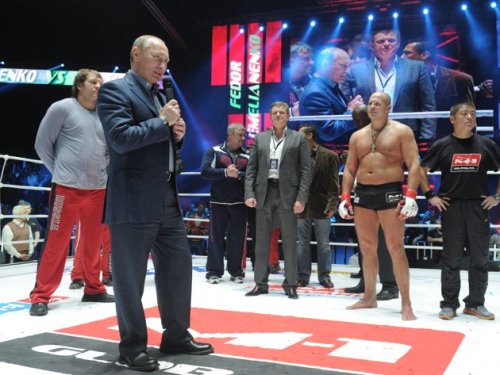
347, 58, 436, 140
245, 129, 311, 210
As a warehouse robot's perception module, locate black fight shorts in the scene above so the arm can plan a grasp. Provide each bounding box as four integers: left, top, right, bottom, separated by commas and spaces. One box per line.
353, 182, 403, 210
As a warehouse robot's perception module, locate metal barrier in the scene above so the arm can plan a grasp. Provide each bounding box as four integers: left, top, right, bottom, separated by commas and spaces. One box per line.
1, 107, 499, 264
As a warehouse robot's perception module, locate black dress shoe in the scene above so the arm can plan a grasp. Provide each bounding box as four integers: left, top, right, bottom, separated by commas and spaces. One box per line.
344, 281, 365, 294
30, 302, 48, 316
376, 289, 399, 301
320, 279, 334, 288
160, 340, 213, 355
282, 286, 299, 299
287, 288, 299, 299
245, 286, 268, 296
81, 292, 115, 303
350, 270, 362, 279
115, 351, 159, 372
297, 279, 309, 287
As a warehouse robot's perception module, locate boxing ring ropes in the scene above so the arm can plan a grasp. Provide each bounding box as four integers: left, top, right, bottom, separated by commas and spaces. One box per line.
0, 109, 499, 265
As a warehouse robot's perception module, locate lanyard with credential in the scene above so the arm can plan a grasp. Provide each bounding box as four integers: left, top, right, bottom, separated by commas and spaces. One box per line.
375, 68, 395, 91
271, 135, 285, 159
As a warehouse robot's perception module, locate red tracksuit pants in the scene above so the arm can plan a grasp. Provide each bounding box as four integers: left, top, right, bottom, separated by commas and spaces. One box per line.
71, 224, 111, 281
30, 184, 107, 304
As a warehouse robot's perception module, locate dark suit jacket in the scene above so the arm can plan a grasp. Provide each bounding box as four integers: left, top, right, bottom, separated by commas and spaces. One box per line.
299, 75, 356, 145
245, 129, 311, 210
299, 145, 339, 219
97, 72, 178, 224
435, 66, 474, 111
434, 66, 475, 138
347, 58, 437, 140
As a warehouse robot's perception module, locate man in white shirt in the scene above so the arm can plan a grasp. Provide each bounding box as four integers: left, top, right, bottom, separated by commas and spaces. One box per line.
2, 205, 34, 263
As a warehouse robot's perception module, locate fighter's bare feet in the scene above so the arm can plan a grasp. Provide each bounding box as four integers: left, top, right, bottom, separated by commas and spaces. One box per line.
346, 298, 377, 310
401, 305, 416, 321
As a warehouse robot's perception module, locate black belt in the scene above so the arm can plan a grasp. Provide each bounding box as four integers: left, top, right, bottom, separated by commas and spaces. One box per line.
268, 179, 279, 186
166, 171, 174, 182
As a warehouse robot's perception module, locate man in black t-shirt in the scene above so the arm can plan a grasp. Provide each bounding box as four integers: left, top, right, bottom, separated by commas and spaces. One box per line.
420, 102, 500, 321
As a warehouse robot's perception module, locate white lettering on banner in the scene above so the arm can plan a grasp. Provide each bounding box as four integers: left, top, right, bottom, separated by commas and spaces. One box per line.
246, 34, 262, 134
247, 114, 260, 135
229, 61, 242, 109
0, 69, 38, 83
247, 34, 261, 84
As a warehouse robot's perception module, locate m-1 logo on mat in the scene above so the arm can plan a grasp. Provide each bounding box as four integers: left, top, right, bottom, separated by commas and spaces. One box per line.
58, 307, 464, 375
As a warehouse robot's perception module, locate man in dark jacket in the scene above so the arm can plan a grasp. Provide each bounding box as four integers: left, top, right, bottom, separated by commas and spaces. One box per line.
296, 126, 339, 288
201, 123, 249, 284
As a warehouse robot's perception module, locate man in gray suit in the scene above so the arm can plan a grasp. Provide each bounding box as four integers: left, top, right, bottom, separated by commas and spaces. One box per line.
244, 101, 311, 299
347, 29, 436, 141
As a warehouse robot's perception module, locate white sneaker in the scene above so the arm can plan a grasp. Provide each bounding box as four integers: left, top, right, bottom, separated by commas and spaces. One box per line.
230, 276, 244, 284
207, 276, 220, 284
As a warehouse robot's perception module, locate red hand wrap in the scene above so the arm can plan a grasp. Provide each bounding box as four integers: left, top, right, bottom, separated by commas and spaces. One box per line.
341, 193, 351, 202
405, 189, 417, 199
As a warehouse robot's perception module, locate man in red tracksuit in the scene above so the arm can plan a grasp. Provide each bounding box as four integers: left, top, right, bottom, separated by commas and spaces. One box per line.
29, 69, 114, 316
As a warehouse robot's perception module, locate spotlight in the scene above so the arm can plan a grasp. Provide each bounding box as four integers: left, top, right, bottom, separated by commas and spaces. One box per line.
491, 1, 497, 8
112, 66, 119, 73
166, 69, 170, 74
239, 27, 244, 33
282, 22, 288, 29
461, 3, 467, 11
339, 17, 345, 24
48, 63, 65, 70
310, 20, 316, 27
423, 7, 429, 15
393, 12, 399, 19
259, 25, 264, 32
0, 61, 5, 65
368, 14, 374, 21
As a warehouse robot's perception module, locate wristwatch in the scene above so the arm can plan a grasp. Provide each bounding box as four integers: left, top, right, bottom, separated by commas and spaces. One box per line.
494, 193, 500, 201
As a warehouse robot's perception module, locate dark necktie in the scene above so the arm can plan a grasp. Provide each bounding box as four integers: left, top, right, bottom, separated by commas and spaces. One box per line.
151, 84, 175, 173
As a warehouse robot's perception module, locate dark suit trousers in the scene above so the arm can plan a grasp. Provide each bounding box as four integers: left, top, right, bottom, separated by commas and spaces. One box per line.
254, 183, 298, 288
110, 180, 193, 357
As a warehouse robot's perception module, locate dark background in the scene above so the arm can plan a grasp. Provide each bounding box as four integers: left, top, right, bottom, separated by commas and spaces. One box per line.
1, 0, 498, 160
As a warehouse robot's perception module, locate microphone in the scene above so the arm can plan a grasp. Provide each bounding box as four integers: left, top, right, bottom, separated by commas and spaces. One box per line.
346, 76, 357, 98
162, 75, 175, 102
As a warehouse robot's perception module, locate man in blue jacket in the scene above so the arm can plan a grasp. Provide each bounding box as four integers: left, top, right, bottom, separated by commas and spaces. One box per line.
201, 123, 250, 284
299, 47, 364, 146
97, 34, 212, 372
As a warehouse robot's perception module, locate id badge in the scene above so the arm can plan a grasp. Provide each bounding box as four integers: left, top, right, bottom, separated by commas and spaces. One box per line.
269, 158, 279, 173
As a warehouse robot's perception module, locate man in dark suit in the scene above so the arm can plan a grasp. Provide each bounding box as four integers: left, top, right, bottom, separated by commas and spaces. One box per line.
299, 47, 364, 146
347, 29, 437, 141
288, 41, 314, 116
244, 101, 311, 299
296, 125, 339, 288
97, 35, 212, 372
402, 39, 474, 139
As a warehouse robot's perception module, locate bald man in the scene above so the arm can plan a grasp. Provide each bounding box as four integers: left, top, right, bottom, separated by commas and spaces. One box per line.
339, 92, 420, 321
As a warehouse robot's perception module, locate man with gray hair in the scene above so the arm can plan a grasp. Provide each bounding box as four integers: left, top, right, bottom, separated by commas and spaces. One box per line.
2, 205, 34, 263
300, 47, 364, 146
98, 35, 212, 371
201, 123, 249, 284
